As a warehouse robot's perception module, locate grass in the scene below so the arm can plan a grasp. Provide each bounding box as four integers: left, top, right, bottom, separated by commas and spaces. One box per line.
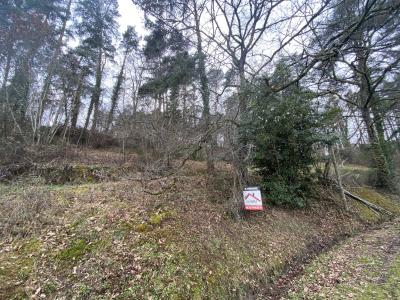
0, 238, 43, 299
337, 164, 376, 187
348, 186, 400, 223
0, 159, 398, 298
346, 254, 400, 300
55, 238, 97, 261
287, 219, 400, 299
350, 187, 400, 215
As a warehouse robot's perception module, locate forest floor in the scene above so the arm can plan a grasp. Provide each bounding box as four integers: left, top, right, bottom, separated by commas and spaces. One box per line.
285, 219, 400, 299
0, 148, 399, 299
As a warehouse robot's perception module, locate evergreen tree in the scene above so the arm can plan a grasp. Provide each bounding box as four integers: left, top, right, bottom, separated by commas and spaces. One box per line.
139, 22, 196, 122
0, 0, 67, 138
134, 0, 215, 173
106, 26, 138, 132
317, 0, 400, 188
75, 0, 119, 133
245, 62, 332, 207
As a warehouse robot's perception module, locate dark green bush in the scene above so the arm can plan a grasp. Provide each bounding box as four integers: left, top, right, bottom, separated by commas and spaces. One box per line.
264, 180, 306, 207
244, 61, 333, 207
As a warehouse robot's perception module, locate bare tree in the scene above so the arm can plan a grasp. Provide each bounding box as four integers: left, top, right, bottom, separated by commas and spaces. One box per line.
314, 0, 400, 188
33, 0, 73, 144
133, 0, 217, 174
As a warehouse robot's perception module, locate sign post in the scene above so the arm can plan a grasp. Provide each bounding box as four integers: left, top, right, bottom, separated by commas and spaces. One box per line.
243, 187, 263, 211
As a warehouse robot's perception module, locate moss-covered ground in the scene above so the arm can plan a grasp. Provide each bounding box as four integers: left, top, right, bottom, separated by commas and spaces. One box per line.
0, 153, 399, 299
287, 219, 400, 299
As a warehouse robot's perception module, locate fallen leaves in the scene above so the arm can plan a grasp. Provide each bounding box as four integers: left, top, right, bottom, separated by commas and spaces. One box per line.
287, 219, 400, 299
1, 157, 392, 299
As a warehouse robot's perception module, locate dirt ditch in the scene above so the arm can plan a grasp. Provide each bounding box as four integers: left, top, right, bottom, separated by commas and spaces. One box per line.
244, 231, 353, 299
248, 219, 399, 299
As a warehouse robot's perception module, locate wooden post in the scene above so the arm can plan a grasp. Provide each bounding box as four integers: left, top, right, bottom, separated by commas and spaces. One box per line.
330, 145, 348, 211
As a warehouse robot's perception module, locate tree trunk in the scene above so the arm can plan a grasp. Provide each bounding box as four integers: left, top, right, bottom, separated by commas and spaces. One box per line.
106, 53, 127, 132
193, 0, 215, 175
84, 50, 103, 133
236, 69, 249, 178
90, 61, 104, 132
330, 146, 348, 211
46, 89, 67, 144
362, 106, 391, 188
231, 66, 249, 219
71, 70, 86, 129
9, 60, 30, 127
355, 40, 392, 189
0, 49, 12, 138
169, 85, 179, 124
372, 105, 390, 164
34, 0, 72, 144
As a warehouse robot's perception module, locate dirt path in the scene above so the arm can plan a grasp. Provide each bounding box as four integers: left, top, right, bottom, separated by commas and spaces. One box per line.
259, 219, 400, 299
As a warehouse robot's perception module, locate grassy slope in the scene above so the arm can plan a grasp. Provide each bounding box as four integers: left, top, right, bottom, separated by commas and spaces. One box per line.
0, 155, 399, 299
348, 187, 400, 224
287, 219, 400, 299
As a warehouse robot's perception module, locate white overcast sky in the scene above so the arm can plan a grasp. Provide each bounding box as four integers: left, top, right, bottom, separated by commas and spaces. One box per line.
117, 0, 146, 36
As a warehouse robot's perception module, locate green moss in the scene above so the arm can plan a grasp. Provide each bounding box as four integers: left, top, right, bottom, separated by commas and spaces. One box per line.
149, 210, 173, 226
55, 239, 96, 261
133, 209, 174, 232
350, 187, 400, 216
21, 238, 42, 254
116, 220, 134, 231
135, 223, 153, 232
0, 239, 43, 299
149, 214, 163, 226
351, 201, 381, 223
348, 187, 400, 224
13, 239, 41, 279
112, 220, 140, 239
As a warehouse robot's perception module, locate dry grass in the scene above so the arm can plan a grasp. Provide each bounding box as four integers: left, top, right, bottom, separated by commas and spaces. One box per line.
340, 164, 377, 187
0, 155, 397, 299
0, 187, 62, 237
287, 219, 400, 299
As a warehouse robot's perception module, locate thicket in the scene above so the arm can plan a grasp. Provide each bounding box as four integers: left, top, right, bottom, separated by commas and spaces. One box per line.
244, 63, 336, 207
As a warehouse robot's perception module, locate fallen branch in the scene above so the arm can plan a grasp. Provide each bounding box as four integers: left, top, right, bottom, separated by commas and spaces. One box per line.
343, 189, 394, 218
323, 177, 394, 218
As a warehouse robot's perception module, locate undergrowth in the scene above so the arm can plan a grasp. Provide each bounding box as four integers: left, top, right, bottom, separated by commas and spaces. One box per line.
0, 159, 398, 299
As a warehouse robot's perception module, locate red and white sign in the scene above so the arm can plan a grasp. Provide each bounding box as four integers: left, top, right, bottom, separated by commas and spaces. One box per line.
243, 187, 263, 211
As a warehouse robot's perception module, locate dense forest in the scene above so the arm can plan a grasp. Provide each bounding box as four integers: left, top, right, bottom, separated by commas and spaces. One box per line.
0, 0, 400, 298
1, 0, 400, 196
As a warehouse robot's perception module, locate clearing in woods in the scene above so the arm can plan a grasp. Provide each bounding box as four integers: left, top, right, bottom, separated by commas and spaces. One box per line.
0, 149, 399, 299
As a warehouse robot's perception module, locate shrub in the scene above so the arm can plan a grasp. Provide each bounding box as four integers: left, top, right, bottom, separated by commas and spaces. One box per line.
244, 61, 333, 207
264, 180, 306, 207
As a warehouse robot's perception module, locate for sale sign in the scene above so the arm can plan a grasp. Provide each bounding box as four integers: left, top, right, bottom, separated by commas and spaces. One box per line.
243, 187, 263, 211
